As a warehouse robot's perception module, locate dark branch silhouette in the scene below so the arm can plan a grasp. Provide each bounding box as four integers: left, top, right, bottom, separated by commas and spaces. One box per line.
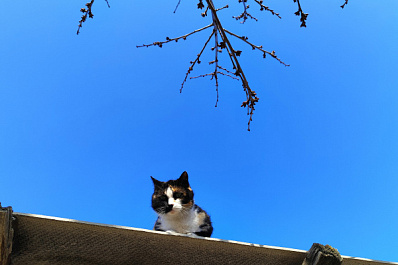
293, 0, 308, 27
341, 0, 349, 9
77, 0, 348, 130
136, 24, 214, 48
77, 0, 94, 35
234, 0, 281, 23
77, 0, 110, 35
137, 0, 288, 130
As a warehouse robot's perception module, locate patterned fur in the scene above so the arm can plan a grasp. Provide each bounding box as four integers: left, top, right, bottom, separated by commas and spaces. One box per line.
151, 171, 213, 237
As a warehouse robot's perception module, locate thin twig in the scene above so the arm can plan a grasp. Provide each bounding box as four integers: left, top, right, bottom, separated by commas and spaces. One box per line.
340, 0, 348, 9
180, 30, 216, 92
216, 5, 229, 12
217, 65, 238, 76
253, 0, 281, 19
233, 2, 258, 24
77, 0, 110, 35
190, 73, 214, 79
190, 70, 239, 80
217, 68, 240, 80
207, 0, 258, 130
174, 0, 182, 13
77, 0, 95, 35
136, 24, 213, 48
293, 0, 308, 27
201, 6, 209, 17
223, 29, 289, 66
213, 11, 220, 106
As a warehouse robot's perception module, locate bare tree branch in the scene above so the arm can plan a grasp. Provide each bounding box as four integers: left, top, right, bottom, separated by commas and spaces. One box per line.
136, 24, 213, 48
253, 0, 281, 19
293, 0, 308, 27
75, 1, 350, 130
77, 0, 95, 35
136, 0, 288, 130
233, 1, 258, 24
216, 5, 229, 12
77, 0, 110, 35
207, 0, 259, 130
174, 0, 182, 13
217, 66, 240, 78
213, 23, 220, 106
341, 0, 349, 9
234, 0, 281, 23
223, 29, 290, 66
180, 29, 216, 92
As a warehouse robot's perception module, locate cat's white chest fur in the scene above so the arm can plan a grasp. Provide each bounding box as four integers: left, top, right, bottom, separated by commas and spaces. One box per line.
158, 208, 201, 234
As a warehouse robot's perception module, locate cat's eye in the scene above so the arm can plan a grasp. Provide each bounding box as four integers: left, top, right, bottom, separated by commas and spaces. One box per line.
173, 192, 184, 199
159, 195, 168, 201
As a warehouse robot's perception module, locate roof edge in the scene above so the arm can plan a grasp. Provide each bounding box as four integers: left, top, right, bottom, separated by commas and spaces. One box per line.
13, 212, 398, 265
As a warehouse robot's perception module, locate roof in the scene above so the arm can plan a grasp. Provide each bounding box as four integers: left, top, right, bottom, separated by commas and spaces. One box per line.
2, 210, 397, 265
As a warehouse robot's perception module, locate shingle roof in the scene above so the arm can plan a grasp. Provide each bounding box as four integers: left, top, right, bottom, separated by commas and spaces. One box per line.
1, 209, 397, 265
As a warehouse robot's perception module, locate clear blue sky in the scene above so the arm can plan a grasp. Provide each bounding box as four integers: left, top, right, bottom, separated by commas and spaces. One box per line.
1, 0, 397, 262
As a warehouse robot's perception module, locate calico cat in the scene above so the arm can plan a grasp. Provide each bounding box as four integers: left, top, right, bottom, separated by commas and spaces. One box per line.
151, 171, 213, 237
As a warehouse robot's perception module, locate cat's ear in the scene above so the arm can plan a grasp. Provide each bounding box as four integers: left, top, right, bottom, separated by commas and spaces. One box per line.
151, 176, 163, 188
177, 171, 190, 187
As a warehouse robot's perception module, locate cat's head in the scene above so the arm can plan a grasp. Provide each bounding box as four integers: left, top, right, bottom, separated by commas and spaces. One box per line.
151, 171, 194, 215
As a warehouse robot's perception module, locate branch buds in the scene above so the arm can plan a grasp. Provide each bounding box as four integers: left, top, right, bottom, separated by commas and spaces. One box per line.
197, 0, 204, 9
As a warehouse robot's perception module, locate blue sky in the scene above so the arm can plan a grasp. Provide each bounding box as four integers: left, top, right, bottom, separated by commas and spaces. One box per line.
1, 0, 397, 262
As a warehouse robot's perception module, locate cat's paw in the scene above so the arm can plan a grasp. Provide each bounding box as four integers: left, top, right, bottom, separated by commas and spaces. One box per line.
187, 233, 201, 238
165, 230, 179, 235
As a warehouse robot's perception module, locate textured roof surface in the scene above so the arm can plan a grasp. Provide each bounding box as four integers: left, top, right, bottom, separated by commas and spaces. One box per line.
8, 213, 398, 265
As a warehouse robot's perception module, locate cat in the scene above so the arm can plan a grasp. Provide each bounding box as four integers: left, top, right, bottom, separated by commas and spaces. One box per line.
150, 171, 213, 237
